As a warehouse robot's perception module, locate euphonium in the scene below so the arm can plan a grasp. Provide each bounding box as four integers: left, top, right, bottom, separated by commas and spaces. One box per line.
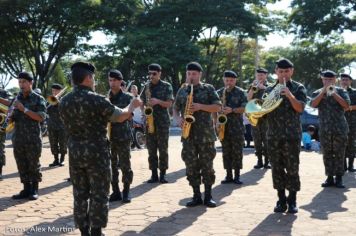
217, 87, 228, 141
0, 94, 19, 133
182, 84, 195, 139
47, 86, 68, 105
326, 85, 335, 96
145, 82, 155, 134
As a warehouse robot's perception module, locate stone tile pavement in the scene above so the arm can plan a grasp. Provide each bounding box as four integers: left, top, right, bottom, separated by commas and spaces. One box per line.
1, 135, 356, 235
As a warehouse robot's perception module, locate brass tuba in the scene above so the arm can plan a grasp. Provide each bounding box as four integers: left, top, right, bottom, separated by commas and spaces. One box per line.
182, 83, 195, 139
47, 86, 68, 106
245, 78, 286, 126
144, 82, 155, 134
217, 87, 227, 141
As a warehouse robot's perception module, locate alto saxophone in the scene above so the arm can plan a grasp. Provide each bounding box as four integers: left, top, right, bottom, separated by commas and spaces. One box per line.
182, 84, 195, 139
145, 82, 155, 134
217, 88, 228, 141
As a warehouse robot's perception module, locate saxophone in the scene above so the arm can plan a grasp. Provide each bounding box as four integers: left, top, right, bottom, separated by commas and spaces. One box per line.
145, 82, 155, 134
181, 84, 195, 139
217, 88, 228, 141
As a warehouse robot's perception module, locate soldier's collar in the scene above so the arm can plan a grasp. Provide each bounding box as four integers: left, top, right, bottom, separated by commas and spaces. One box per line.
75, 85, 93, 92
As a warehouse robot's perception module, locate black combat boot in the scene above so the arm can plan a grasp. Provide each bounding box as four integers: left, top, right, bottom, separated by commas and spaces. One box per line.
203, 184, 216, 208
287, 191, 298, 214
147, 169, 159, 183
159, 170, 168, 184
221, 169, 233, 184
91, 227, 102, 236
59, 154, 66, 166
233, 169, 243, 184
335, 175, 345, 188
122, 183, 131, 203
254, 155, 263, 169
321, 176, 335, 187
28, 182, 39, 200
186, 185, 203, 207
109, 183, 122, 202
264, 156, 271, 169
79, 226, 90, 236
274, 189, 287, 213
49, 154, 59, 167
348, 157, 356, 172
0, 165, 3, 181
12, 182, 31, 199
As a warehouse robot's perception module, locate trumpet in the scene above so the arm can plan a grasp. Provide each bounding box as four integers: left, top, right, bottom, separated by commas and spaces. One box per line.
251, 81, 260, 93
47, 86, 68, 106
326, 85, 335, 96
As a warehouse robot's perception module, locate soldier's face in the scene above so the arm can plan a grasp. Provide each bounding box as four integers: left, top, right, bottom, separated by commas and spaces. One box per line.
18, 79, 32, 93
148, 71, 160, 84
275, 68, 294, 81
108, 77, 122, 91
224, 77, 236, 89
321, 77, 335, 87
341, 78, 352, 88
52, 88, 61, 96
256, 73, 267, 82
186, 70, 201, 84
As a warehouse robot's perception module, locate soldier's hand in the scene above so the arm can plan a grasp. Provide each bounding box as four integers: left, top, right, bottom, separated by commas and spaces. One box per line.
281, 87, 292, 98
149, 98, 160, 106
129, 98, 142, 112
223, 106, 233, 114
15, 101, 25, 112
190, 103, 202, 112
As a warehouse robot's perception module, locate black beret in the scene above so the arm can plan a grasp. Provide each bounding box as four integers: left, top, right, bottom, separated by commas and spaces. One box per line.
108, 69, 123, 80
276, 58, 294, 69
51, 83, 63, 90
17, 72, 33, 81
71, 61, 95, 74
256, 67, 268, 73
321, 70, 337, 78
186, 62, 203, 72
223, 70, 238, 78
340, 73, 353, 80
148, 63, 161, 72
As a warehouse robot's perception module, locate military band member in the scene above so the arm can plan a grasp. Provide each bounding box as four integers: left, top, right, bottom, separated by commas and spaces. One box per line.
216, 70, 247, 184
59, 62, 141, 236
265, 59, 307, 214
0, 72, 46, 200
141, 63, 174, 183
311, 70, 350, 188
247, 68, 271, 169
173, 62, 221, 208
340, 73, 356, 172
0, 89, 10, 180
48, 83, 68, 167
107, 69, 134, 203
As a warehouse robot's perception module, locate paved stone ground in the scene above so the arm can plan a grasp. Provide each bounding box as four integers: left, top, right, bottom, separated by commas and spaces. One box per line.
1, 135, 356, 236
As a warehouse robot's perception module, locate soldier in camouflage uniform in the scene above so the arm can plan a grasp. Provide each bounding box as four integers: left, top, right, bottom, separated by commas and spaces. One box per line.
216, 70, 247, 185
141, 64, 174, 183
48, 83, 68, 167
311, 70, 351, 188
247, 68, 271, 169
340, 73, 356, 172
0, 89, 10, 180
264, 59, 307, 214
173, 62, 221, 208
0, 72, 46, 200
107, 69, 134, 203
59, 62, 141, 236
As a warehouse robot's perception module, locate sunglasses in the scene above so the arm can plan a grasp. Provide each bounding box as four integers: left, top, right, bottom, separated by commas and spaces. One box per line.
148, 72, 158, 76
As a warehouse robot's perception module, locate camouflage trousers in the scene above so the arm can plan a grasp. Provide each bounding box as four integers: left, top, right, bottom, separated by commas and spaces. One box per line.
267, 137, 301, 192
111, 140, 133, 184
68, 140, 111, 229
251, 120, 268, 157
0, 132, 5, 166
48, 128, 68, 156
181, 140, 216, 186
221, 134, 244, 170
13, 142, 42, 183
146, 128, 169, 171
320, 133, 347, 176
345, 129, 356, 158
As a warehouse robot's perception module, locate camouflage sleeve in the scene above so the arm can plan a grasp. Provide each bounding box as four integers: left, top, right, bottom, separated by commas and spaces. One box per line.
339, 88, 351, 105
173, 88, 183, 111
36, 96, 47, 120
98, 96, 122, 121
208, 85, 222, 105
294, 84, 307, 106
166, 83, 174, 101
240, 90, 248, 107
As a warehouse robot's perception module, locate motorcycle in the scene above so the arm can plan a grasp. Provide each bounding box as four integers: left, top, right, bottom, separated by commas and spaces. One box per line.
131, 120, 146, 149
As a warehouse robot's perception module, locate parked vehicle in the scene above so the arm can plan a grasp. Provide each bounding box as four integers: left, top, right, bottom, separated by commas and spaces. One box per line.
300, 104, 319, 140
131, 120, 146, 149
